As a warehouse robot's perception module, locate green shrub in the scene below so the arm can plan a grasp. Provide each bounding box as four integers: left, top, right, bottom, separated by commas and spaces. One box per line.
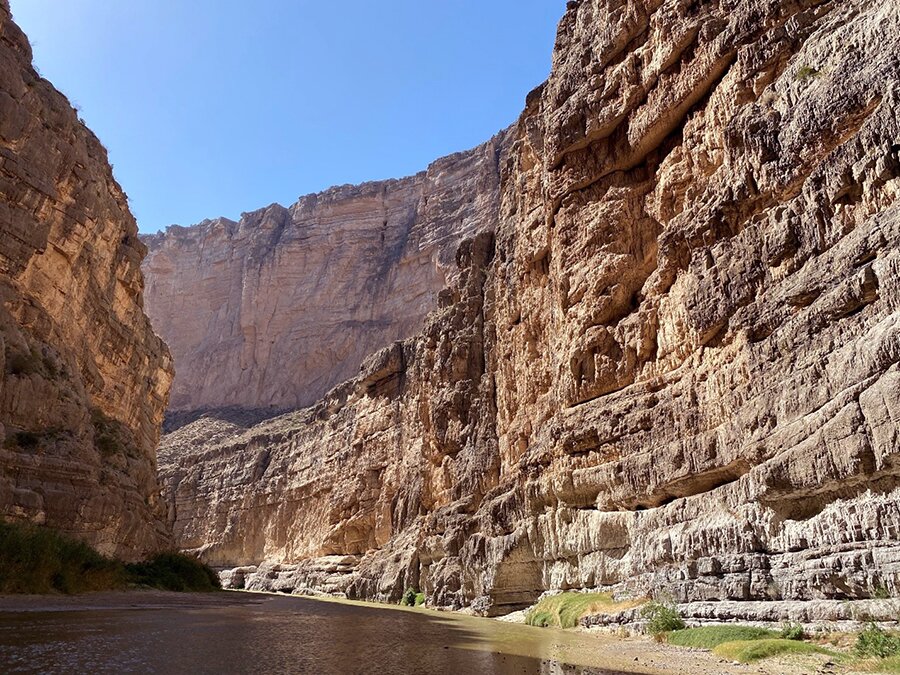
0, 520, 125, 593
0, 521, 220, 594
400, 587, 418, 606
780, 622, 805, 641
642, 600, 685, 637
414, 592, 426, 607
667, 625, 777, 649
856, 623, 900, 658
125, 552, 221, 592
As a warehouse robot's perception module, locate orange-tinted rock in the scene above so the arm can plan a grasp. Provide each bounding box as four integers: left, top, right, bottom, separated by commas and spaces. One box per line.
159, 0, 900, 612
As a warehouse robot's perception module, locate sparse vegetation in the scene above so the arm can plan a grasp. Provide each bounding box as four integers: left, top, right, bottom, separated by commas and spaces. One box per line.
400, 587, 425, 607
667, 625, 778, 649
4, 430, 41, 450
525, 592, 643, 629
3, 428, 70, 451
796, 64, 821, 81
5, 348, 42, 377
713, 638, 837, 663
870, 655, 900, 673
641, 600, 685, 637
856, 623, 900, 658
91, 409, 131, 457
781, 621, 806, 641
0, 520, 220, 594
125, 553, 221, 592
872, 584, 892, 600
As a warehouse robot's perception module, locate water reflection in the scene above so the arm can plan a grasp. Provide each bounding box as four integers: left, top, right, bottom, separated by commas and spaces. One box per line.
0, 594, 634, 674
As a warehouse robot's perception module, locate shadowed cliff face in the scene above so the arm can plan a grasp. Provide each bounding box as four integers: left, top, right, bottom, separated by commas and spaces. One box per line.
142, 133, 508, 416
159, 0, 900, 612
0, 2, 173, 559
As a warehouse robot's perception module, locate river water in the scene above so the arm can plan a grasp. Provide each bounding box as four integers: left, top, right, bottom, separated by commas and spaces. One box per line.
0, 592, 637, 674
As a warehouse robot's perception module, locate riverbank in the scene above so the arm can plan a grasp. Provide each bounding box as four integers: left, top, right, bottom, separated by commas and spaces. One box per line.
1, 589, 895, 674
0, 589, 757, 674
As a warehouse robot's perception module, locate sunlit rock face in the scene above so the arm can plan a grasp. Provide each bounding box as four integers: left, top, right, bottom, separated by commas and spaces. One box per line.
159, 0, 900, 612
142, 133, 509, 416
0, 1, 173, 559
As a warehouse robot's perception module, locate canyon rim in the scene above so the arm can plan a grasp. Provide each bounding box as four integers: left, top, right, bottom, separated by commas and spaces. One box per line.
148, 0, 900, 616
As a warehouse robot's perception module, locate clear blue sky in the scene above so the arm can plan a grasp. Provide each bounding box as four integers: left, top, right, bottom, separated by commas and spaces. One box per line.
10, 1, 563, 233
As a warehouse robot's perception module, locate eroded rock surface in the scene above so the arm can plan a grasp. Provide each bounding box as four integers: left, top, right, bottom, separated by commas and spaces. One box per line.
0, 1, 173, 558
142, 134, 508, 415
160, 0, 900, 611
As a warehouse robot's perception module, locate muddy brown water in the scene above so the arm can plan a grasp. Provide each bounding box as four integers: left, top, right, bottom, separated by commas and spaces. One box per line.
0, 592, 639, 674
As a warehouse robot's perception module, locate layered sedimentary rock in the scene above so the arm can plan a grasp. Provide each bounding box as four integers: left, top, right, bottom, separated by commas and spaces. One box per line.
143, 135, 508, 415
159, 0, 900, 612
0, 2, 173, 558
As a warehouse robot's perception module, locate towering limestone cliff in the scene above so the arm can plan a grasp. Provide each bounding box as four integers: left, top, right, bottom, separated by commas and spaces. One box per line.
143, 135, 508, 417
156, 0, 900, 612
0, 2, 173, 559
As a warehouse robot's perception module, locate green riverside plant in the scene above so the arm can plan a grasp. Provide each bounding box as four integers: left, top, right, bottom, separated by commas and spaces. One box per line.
0, 520, 221, 594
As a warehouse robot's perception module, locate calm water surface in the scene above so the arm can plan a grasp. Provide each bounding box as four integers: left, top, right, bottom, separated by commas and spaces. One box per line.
0, 592, 637, 675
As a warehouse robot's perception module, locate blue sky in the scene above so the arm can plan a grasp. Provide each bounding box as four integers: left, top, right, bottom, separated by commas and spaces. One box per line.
10, 1, 563, 233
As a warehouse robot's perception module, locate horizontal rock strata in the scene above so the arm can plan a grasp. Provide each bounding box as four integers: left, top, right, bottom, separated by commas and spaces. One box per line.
159, 0, 900, 612
0, 1, 172, 558
142, 132, 508, 415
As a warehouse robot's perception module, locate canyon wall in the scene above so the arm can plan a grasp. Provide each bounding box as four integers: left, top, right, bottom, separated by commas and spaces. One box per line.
0, 2, 173, 559
142, 134, 508, 417
159, 0, 900, 612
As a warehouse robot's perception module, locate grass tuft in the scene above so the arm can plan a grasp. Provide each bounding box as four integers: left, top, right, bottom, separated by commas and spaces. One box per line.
871, 655, 900, 673
713, 638, 837, 663
525, 592, 642, 629
667, 625, 778, 649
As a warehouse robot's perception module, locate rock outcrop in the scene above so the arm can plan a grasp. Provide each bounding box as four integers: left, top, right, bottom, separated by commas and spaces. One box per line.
0, 1, 173, 559
158, 0, 900, 613
142, 134, 508, 416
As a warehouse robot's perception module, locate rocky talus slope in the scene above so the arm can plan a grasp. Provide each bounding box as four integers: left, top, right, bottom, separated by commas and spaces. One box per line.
0, 2, 173, 559
159, 0, 900, 613
142, 133, 508, 417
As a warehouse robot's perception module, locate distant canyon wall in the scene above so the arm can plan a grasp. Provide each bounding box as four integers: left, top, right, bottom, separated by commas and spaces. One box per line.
142, 134, 508, 416
160, 0, 900, 612
0, 1, 173, 558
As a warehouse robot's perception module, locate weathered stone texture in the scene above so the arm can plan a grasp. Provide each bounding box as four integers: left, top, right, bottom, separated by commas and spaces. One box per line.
142, 133, 508, 414
0, 1, 173, 559
159, 0, 900, 613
